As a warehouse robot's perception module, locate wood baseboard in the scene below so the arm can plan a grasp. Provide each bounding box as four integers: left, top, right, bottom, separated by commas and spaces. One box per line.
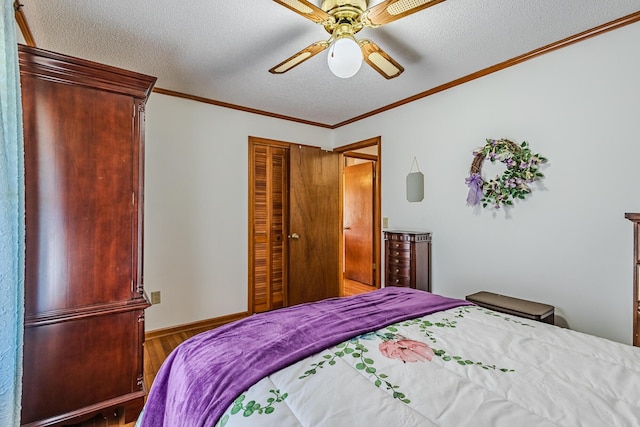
145, 311, 249, 340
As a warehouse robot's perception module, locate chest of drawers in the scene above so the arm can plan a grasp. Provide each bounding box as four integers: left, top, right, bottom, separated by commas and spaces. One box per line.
384, 231, 431, 291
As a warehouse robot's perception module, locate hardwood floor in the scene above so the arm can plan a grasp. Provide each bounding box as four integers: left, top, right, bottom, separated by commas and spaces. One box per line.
343, 278, 377, 297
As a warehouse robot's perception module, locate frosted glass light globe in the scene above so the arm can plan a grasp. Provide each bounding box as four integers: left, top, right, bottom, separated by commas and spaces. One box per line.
327, 37, 362, 79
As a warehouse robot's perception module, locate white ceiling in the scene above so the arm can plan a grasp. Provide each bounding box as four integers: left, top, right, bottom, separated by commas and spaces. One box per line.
17, 1, 640, 127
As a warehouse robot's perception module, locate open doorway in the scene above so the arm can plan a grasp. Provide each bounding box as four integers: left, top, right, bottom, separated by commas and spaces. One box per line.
334, 137, 381, 297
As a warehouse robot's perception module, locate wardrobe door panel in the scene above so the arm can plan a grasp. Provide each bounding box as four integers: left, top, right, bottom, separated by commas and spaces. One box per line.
23, 77, 135, 316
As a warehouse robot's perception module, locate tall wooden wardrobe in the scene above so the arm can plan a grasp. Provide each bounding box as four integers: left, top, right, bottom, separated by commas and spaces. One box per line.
19, 45, 156, 426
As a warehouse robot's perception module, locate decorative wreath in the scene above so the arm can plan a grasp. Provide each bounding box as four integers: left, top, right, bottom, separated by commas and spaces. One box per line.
465, 138, 548, 209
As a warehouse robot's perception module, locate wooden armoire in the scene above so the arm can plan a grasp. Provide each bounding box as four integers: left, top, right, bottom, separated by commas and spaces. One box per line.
19, 45, 156, 426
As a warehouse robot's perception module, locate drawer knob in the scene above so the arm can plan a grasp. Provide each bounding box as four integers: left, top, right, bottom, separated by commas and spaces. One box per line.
395, 269, 399, 273
395, 279, 400, 283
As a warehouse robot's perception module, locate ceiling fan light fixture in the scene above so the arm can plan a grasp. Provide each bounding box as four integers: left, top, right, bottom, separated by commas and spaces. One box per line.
327, 36, 362, 78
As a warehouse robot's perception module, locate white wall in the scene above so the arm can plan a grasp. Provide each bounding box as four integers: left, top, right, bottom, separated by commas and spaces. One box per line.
145, 22, 640, 344
334, 21, 640, 344
144, 95, 331, 330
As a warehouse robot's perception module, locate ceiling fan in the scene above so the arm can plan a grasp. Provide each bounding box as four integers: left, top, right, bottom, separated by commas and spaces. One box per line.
269, 0, 446, 79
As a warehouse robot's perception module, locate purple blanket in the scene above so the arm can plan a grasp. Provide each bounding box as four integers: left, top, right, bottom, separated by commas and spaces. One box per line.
140, 287, 470, 427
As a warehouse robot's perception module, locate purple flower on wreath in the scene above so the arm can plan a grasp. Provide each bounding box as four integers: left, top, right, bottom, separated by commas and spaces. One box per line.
465, 173, 484, 206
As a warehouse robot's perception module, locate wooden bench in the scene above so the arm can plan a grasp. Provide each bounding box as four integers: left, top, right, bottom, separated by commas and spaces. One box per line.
466, 291, 555, 324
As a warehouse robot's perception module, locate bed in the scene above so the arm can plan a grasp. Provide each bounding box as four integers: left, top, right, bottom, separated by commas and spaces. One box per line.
139, 287, 640, 426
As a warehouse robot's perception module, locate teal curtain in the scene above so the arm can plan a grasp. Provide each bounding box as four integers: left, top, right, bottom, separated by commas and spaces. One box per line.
0, 0, 25, 425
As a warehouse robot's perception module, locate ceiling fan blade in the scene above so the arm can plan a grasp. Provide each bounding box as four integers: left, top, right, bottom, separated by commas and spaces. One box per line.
359, 39, 404, 79
364, 0, 446, 26
273, 0, 333, 24
269, 41, 330, 74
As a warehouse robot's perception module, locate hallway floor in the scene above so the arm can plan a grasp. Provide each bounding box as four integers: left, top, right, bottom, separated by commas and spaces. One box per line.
343, 278, 377, 297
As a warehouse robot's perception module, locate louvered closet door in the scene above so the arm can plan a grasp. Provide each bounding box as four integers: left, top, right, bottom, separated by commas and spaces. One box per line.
250, 141, 289, 313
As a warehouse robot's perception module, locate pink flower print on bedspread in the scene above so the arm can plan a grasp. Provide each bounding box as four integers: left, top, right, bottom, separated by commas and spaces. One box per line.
379, 338, 434, 363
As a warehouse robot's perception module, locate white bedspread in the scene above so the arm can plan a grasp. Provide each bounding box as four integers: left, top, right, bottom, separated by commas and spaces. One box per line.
216, 305, 640, 427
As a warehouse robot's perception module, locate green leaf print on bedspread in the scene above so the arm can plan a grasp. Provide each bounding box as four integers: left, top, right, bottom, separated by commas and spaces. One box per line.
218, 306, 521, 425
217, 390, 288, 427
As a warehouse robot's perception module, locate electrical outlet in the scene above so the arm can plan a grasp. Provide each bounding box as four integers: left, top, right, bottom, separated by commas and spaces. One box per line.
383, 217, 389, 229
150, 291, 161, 305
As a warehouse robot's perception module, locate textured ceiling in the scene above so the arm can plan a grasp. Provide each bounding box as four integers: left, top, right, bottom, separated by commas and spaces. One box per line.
17, 0, 640, 127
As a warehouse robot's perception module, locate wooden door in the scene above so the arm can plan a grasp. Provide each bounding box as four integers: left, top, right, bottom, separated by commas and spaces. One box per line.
249, 141, 289, 313
288, 145, 341, 306
344, 162, 374, 285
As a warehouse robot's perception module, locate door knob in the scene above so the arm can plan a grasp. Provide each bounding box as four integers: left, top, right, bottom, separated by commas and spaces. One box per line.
288, 233, 300, 240
343, 226, 351, 230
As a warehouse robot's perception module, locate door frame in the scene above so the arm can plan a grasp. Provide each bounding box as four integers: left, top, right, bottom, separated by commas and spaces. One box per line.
334, 136, 382, 291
